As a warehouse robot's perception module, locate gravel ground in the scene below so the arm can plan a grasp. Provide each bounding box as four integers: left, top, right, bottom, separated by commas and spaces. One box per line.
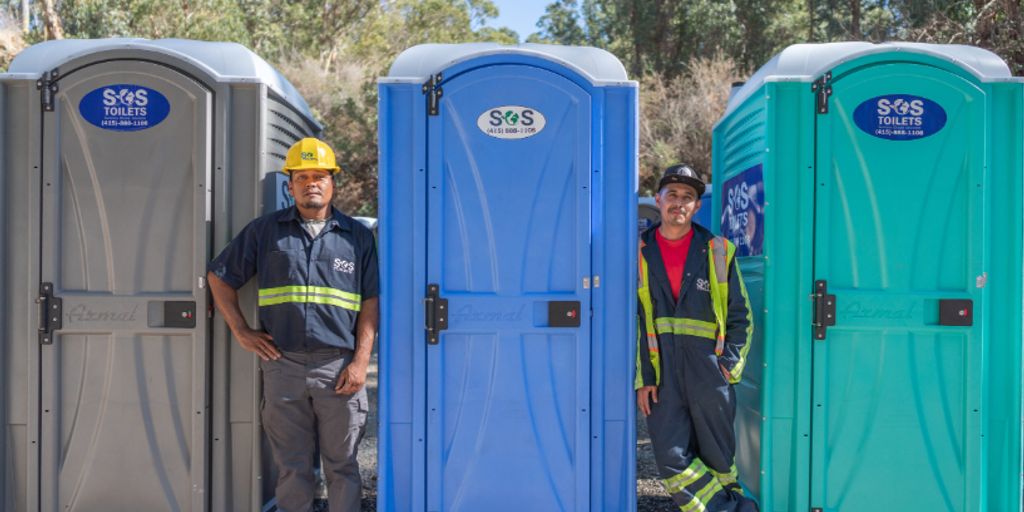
351, 354, 675, 511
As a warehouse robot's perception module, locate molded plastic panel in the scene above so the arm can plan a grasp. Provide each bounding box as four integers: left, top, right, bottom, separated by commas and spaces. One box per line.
39, 60, 211, 512
811, 61, 986, 511
426, 64, 592, 512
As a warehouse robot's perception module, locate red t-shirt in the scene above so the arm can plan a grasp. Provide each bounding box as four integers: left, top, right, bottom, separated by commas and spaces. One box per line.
656, 228, 694, 302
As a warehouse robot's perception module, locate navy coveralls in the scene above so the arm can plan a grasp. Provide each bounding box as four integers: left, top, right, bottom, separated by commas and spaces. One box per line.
638, 223, 753, 512
209, 206, 379, 512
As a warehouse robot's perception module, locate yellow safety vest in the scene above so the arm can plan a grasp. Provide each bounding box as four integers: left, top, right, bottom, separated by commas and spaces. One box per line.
636, 236, 744, 388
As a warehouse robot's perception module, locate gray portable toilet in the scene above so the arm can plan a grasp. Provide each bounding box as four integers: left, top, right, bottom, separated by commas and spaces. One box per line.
0, 38, 319, 512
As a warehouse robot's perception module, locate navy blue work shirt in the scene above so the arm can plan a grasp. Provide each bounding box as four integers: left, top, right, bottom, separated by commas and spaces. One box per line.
208, 206, 379, 352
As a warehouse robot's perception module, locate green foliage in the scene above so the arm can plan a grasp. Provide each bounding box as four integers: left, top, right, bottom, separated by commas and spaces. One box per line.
529, 0, 586, 44
17, 0, 1024, 212
58, 0, 250, 41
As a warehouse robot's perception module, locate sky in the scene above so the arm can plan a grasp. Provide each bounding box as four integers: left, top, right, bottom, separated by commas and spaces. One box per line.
489, 0, 551, 41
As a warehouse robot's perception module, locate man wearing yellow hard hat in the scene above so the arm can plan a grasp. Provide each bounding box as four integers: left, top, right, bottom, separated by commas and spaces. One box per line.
207, 138, 378, 512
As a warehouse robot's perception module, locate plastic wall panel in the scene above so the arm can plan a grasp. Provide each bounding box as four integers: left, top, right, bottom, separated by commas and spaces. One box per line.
264, 92, 315, 171
592, 86, 638, 512
377, 82, 425, 512
761, 81, 817, 512
1, 79, 39, 512
712, 89, 770, 503
0, 80, 9, 512
210, 84, 261, 512
982, 83, 1023, 511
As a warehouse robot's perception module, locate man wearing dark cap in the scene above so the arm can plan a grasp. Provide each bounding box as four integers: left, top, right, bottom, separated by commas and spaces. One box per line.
636, 164, 757, 511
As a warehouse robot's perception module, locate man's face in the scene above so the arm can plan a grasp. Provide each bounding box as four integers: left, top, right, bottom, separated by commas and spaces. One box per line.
655, 182, 701, 229
288, 169, 334, 209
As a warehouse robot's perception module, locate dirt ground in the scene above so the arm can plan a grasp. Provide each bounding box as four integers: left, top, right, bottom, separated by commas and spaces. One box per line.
354, 354, 676, 511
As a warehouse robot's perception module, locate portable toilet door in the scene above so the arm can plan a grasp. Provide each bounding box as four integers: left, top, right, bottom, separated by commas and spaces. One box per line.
808, 47, 1018, 511
38, 54, 211, 512
378, 44, 638, 512
713, 42, 1024, 512
0, 39, 320, 512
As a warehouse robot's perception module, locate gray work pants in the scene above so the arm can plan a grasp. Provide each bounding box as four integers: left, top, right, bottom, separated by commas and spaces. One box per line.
261, 348, 368, 512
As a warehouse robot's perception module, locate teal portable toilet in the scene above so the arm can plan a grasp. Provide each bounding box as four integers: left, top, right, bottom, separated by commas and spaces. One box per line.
712, 43, 1023, 511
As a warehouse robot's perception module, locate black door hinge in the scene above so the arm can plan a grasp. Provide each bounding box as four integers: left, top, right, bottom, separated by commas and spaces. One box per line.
424, 283, 447, 344
37, 282, 62, 345
812, 71, 832, 114
812, 280, 836, 340
422, 73, 443, 116
36, 68, 59, 112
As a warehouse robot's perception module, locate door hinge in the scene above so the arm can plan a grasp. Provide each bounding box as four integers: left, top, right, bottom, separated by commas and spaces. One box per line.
811, 71, 832, 114
811, 508, 823, 512
422, 72, 443, 116
424, 283, 447, 344
36, 68, 59, 112
812, 280, 836, 340
37, 282, 62, 345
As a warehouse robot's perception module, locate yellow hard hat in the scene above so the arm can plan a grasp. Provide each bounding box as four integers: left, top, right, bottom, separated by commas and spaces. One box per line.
282, 137, 341, 175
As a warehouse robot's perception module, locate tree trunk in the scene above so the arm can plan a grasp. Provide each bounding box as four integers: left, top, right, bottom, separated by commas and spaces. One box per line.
631, 0, 643, 77
850, 0, 861, 39
22, 0, 29, 34
808, 0, 815, 41
41, 0, 64, 40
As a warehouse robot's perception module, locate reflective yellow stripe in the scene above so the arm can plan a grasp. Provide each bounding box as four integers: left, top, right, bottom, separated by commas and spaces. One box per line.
259, 285, 361, 302
663, 464, 703, 494
258, 285, 361, 312
708, 237, 729, 355
690, 477, 723, 512
654, 317, 718, 339
709, 465, 739, 486
638, 242, 661, 387
259, 285, 307, 295
655, 317, 717, 331
305, 286, 361, 302
729, 263, 753, 383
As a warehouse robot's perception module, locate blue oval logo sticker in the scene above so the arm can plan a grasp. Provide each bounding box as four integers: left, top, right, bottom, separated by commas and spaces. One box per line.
78, 84, 170, 131
853, 94, 946, 141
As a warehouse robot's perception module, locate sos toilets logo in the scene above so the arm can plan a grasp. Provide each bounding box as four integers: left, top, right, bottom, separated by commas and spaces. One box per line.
853, 94, 946, 141
79, 84, 171, 132
476, 106, 546, 139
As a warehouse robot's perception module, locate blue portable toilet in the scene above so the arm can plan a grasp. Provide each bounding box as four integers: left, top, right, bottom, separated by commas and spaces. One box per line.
378, 43, 638, 512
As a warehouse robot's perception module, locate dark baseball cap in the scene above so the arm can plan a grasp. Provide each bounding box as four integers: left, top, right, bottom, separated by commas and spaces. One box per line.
657, 164, 705, 196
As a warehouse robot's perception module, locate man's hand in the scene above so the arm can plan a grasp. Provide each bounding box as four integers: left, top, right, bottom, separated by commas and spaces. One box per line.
233, 326, 281, 361
637, 385, 659, 417
720, 363, 732, 382
207, 273, 281, 362
335, 359, 369, 395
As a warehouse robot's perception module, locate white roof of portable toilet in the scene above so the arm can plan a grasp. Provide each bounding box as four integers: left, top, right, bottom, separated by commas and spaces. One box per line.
5, 38, 318, 127
382, 43, 632, 86
723, 42, 1021, 118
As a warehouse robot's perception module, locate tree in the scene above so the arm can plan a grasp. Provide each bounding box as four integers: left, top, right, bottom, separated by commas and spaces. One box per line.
529, 0, 586, 44
41, 0, 60, 38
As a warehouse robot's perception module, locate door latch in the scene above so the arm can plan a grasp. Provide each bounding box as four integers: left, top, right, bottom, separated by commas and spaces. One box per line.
812, 280, 836, 340
424, 284, 448, 344
37, 282, 62, 344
